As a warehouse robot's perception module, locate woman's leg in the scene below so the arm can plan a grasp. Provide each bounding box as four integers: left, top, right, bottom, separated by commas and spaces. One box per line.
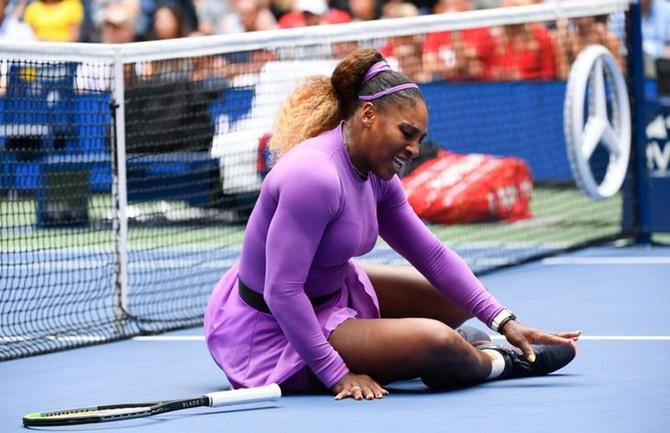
329, 317, 492, 389
361, 262, 474, 328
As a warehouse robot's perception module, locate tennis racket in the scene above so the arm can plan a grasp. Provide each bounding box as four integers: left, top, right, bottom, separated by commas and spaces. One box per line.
22, 383, 281, 427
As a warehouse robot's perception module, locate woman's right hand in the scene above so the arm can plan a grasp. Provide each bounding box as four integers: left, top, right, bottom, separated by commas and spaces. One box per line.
332, 372, 389, 400
501, 320, 580, 363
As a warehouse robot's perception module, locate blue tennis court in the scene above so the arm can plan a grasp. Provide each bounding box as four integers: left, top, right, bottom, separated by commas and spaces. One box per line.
3, 243, 668, 433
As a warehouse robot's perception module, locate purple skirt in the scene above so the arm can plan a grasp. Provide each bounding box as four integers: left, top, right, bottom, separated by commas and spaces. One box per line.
204, 259, 380, 392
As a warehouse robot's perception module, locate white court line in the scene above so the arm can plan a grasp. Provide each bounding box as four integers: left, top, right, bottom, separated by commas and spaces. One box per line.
130, 335, 670, 342
490, 335, 670, 341
134, 336, 205, 341
543, 257, 670, 265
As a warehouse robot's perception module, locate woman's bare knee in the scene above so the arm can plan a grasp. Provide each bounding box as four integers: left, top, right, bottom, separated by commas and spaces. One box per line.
414, 322, 490, 388
416, 322, 473, 365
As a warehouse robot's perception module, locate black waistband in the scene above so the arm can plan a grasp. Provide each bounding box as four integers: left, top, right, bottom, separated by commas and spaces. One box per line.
238, 279, 338, 314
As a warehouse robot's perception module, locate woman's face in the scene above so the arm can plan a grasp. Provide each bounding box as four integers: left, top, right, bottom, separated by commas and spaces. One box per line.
360, 98, 428, 180
350, 0, 376, 20
154, 7, 180, 39
237, 0, 259, 31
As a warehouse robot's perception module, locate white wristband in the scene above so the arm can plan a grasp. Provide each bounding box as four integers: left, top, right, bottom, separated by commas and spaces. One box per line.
490, 308, 516, 332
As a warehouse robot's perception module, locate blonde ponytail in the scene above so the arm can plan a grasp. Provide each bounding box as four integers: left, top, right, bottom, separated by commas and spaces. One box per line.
270, 75, 342, 158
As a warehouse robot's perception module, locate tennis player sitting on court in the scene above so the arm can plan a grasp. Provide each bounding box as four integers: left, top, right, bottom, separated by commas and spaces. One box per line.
204, 48, 580, 400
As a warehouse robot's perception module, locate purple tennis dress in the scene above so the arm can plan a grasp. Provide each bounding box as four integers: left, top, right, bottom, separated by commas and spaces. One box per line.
204, 123, 504, 391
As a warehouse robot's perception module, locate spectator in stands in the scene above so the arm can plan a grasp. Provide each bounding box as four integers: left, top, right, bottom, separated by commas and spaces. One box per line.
75, 3, 140, 93
235, 0, 277, 32
0, 0, 35, 41
99, 2, 139, 43
380, 3, 431, 83
348, 0, 381, 21
23, 0, 84, 42
192, 0, 235, 35
200, 1, 277, 79
410, 0, 439, 14
139, 0, 198, 38
87, 0, 143, 40
609, 0, 670, 77
149, 2, 187, 39
78, 1, 98, 42
640, 0, 670, 60
0, 0, 35, 97
381, 0, 406, 19
554, 15, 624, 80
423, 0, 495, 81
486, 0, 556, 81
433, 0, 464, 13
268, 0, 292, 18
381, 1, 418, 20
133, 0, 155, 39
199, 0, 275, 35
278, 0, 350, 28
278, 0, 324, 27
635, 0, 670, 80
144, 4, 202, 79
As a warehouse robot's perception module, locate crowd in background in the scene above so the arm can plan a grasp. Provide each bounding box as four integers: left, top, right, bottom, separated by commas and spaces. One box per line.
0, 0, 668, 82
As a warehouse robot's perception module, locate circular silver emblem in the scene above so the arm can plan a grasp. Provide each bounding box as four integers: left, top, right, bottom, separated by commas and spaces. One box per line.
564, 45, 631, 200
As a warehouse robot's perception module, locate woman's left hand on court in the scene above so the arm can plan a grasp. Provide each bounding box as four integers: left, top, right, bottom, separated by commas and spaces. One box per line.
500, 320, 581, 363
332, 372, 389, 401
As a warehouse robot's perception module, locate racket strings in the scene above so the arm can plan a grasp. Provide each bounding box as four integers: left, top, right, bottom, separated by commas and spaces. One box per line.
42, 406, 154, 419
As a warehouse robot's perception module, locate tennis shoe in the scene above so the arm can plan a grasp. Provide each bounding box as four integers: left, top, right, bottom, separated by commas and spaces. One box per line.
476, 342, 576, 379
456, 326, 492, 345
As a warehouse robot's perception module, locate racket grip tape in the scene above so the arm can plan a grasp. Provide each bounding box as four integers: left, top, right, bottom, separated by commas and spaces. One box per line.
205, 383, 281, 407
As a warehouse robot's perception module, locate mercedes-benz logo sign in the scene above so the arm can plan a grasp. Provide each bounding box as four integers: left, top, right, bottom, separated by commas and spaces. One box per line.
564, 44, 631, 200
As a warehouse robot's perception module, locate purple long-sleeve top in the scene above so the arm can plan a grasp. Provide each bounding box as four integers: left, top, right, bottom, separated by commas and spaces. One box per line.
237, 123, 504, 389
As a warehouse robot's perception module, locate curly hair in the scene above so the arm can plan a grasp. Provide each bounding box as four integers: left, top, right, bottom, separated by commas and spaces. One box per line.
270, 48, 423, 158
270, 75, 341, 158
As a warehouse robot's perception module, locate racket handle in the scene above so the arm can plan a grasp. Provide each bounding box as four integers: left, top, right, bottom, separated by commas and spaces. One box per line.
205, 384, 281, 407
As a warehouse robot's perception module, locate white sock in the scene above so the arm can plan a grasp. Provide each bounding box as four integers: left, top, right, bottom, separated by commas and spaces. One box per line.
482, 349, 506, 380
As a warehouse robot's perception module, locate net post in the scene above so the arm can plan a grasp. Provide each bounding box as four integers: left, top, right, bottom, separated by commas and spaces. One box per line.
111, 47, 130, 331
625, 0, 652, 244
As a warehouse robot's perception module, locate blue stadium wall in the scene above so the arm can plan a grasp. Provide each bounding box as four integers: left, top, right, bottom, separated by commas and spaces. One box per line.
0, 79, 663, 192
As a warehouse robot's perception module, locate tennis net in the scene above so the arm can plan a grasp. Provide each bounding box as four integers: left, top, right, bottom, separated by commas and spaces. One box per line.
0, 0, 636, 359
